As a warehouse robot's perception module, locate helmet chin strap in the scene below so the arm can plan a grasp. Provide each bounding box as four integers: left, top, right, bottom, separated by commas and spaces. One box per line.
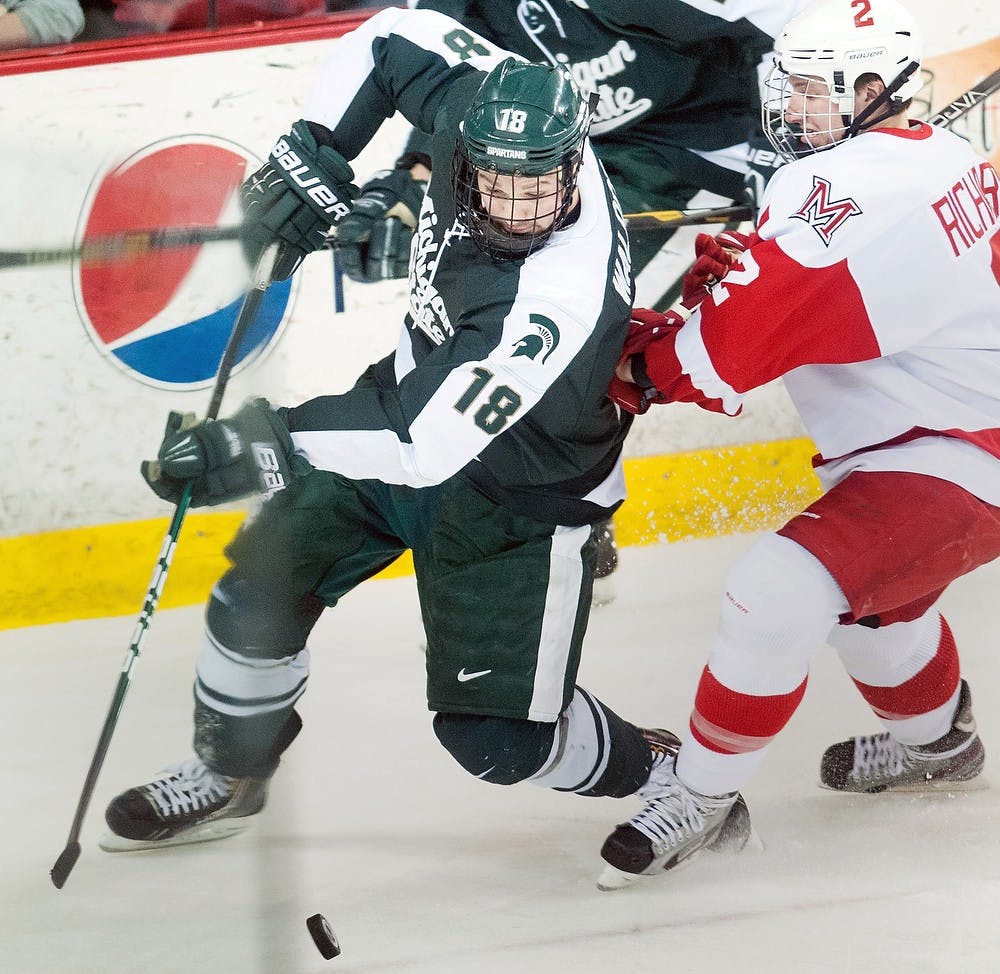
848, 60, 920, 136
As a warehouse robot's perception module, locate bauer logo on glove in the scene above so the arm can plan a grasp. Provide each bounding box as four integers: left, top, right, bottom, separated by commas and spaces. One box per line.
252, 444, 287, 496
240, 119, 360, 281
141, 398, 295, 508
271, 135, 354, 221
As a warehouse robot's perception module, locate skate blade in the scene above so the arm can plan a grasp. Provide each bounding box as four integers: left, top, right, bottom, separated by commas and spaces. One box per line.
596, 848, 697, 892
595, 852, 700, 891
98, 817, 253, 853
818, 774, 989, 795
596, 826, 763, 891
596, 863, 638, 891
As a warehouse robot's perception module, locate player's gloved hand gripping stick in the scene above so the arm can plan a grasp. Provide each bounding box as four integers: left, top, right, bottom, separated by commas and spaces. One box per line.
49, 242, 285, 890
51, 120, 362, 886
336, 163, 428, 282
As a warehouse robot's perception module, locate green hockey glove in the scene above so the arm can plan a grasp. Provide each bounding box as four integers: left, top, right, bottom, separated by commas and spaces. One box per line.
141, 398, 295, 508
240, 120, 359, 281
336, 166, 427, 282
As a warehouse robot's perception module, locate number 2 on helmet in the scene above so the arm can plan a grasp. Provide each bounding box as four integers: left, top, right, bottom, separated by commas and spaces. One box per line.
851, 0, 874, 28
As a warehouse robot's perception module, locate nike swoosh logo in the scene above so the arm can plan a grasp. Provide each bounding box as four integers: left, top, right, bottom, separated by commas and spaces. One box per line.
457, 667, 492, 682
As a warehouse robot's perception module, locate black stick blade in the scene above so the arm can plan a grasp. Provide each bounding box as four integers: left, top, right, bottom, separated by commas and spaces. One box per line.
51, 841, 82, 889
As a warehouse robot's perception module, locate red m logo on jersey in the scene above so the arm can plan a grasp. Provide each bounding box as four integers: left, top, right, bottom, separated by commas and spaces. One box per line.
791, 176, 862, 245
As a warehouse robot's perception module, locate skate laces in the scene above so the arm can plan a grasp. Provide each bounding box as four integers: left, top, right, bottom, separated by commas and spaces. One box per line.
632, 783, 705, 850
852, 726, 978, 782
637, 747, 675, 800
851, 734, 911, 781
632, 763, 734, 852
145, 758, 234, 817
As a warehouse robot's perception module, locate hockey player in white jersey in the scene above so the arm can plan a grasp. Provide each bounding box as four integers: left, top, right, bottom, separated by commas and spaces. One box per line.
601, 0, 1000, 888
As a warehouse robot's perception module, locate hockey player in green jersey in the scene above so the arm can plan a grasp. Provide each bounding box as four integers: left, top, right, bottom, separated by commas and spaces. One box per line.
100, 9, 752, 879
341, 0, 793, 308
335, 0, 809, 599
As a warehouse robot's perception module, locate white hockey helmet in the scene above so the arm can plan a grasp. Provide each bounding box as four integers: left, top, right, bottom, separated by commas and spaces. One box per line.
762, 0, 923, 161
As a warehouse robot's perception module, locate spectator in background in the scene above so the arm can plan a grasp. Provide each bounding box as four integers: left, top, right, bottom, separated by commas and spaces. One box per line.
106, 0, 328, 35
76, 2, 389, 52
0, 0, 83, 47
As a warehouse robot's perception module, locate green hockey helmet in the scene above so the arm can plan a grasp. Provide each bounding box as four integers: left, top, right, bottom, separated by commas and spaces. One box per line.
453, 58, 591, 260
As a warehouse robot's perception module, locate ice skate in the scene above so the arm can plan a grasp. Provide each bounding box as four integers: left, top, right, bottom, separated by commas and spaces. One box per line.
643, 726, 681, 761
591, 519, 618, 607
820, 680, 985, 794
100, 756, 268, 852
597, 734, 753, 890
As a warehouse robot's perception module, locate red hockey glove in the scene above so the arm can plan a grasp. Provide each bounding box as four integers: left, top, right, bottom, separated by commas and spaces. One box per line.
714, 229, 753, 256
608, 374, 654, 415
608, 308, 688, 414
622, 306, 687, 357
680, 230, 754, 309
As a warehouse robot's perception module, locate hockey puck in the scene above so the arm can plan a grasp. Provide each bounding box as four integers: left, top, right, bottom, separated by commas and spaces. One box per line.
307, 913, 341, 960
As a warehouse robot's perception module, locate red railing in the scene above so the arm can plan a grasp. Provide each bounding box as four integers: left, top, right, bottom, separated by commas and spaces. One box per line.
0, 6, 387, 76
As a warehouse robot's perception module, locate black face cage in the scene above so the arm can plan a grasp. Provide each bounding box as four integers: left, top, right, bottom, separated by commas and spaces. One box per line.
451, 140, 582, 261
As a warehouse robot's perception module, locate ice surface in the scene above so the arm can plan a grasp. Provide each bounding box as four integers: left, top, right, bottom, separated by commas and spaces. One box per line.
3, 534, 997, 974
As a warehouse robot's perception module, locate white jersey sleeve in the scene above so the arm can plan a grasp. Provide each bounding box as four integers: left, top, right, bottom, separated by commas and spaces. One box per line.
303, 7, 509, 152
641, 122, 1000, 504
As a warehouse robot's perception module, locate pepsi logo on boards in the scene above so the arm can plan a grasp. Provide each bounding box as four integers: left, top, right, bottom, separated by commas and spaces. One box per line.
75, 136, 293, 388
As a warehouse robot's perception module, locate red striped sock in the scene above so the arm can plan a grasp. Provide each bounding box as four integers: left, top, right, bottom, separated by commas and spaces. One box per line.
689, 666, 808, 755
851, 616, 960, 721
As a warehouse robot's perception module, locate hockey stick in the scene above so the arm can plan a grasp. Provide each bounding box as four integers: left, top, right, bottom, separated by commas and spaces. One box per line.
624, 204, 753, 231
926, 64, 1000, 127
1, 224, 245, 269
49, 243, 283, 890
2, 204, 755, 270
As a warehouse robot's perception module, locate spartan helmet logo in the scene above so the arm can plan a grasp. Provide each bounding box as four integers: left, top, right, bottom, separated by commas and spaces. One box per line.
512, 313, 560, 363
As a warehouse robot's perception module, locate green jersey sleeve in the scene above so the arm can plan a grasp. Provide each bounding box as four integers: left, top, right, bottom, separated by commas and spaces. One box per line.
284, 9, 633, 523
302, 8, 514, 158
